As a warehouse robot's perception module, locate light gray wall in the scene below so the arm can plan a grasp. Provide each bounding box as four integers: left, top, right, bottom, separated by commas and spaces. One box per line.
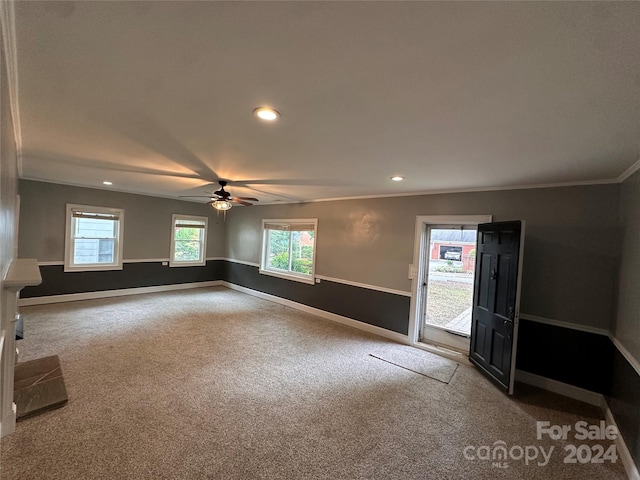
615, 169, 640, 363
18, 180, 226, 262
226, 185, 620, 330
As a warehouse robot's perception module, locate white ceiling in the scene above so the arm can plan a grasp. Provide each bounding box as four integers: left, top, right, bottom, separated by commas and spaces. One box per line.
10, 1, 640, 204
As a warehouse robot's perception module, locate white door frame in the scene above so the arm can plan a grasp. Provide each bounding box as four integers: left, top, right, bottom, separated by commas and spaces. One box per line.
408, 215, 492, 350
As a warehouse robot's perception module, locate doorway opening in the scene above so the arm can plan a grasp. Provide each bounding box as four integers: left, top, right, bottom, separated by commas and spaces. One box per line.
421, 226, 477, 352
409, 215, 491, 356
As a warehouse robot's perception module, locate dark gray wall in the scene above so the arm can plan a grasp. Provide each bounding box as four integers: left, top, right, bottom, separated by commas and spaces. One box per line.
226, 184, 620, 330
18, 180, 226, 262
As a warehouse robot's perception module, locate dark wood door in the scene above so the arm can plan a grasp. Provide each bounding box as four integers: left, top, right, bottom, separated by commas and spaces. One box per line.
469, 221, 524, 394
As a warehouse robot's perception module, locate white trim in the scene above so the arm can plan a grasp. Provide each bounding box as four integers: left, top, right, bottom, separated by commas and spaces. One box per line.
223, 258, 412, 296
169, 214, 208, 268
519, 313, 610, 337
618, 157, 640, 183
281, 179, 619, 206
515, 370, 603, 407
224, 258, 260, 268
220, 281, 409, 344
257, 268, 315, 285
123, 258, 170, 264
609, 335, 640, 377
18, 281, 222, 306
18, 176, 221, 204
604, 400, 640, 480
259, 218, 318, 285
413, 341, 472, 366
315, 275, 411, 297
0, 0, 23, 175
38, 258, 226, 266
39, 259, 168, 266
64, 204, 125, 272
37, 261, 64, 267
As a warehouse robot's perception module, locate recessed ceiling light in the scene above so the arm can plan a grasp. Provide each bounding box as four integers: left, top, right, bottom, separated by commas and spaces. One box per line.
391, 176, 404, 181
102, 181, 113, 186
253, 107, 280, 121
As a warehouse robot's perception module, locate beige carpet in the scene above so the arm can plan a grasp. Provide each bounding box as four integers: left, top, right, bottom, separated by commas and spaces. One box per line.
0, 287, 626, 479
369, 346, 458, 383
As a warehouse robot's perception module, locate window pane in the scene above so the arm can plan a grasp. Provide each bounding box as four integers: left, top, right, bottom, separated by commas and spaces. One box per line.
174, 239, 202, 261
75, 218, 116, 239
74, 238, 115, 264
174, 224, 204, 262
290, 230, 314, 275
267, 229, 290, 271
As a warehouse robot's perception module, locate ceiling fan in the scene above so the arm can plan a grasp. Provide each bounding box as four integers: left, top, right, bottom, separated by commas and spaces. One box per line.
180, 180, 259, 211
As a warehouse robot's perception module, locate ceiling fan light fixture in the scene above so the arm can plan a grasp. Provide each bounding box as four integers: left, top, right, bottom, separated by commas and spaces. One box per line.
212, 199, 232, 211
253, 107, 280, 121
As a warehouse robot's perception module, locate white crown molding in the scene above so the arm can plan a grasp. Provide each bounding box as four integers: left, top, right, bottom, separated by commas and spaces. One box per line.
20, 169, 633, 207
618, 157, 640, 183
292, 178, 619, 205
0, 0, 22, 175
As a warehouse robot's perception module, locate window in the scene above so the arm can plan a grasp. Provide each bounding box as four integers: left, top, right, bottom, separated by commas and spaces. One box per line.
170, 214, 208, 267
65, 204, 124, 272
260, 219, 317, 284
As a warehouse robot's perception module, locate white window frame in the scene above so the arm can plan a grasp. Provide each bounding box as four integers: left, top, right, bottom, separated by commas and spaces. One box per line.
170, 214, 208, 267
260, 218, 318, 285
64, 204, 125, 272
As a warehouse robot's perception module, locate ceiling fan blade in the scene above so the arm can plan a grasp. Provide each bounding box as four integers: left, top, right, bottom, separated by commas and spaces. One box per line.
233, 196, 259, 202
231, 199, 253, 206
179, 195, 216, 198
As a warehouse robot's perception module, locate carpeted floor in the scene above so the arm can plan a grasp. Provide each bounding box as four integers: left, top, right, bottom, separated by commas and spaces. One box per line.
0, 287, 627, 479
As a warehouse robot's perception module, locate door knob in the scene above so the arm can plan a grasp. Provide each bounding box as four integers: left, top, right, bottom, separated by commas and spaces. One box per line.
490, 268, 497, 280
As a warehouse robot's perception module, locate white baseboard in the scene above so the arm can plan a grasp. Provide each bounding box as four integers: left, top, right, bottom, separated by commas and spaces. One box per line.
604, 400, 640, 480
220, 281, 410, 345
516, 369, 638, 479
17, 281, 223, 306
515, 370, 603, 406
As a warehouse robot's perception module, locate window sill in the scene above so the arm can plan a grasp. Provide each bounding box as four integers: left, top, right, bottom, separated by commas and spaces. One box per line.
259, 268, 315, 285
63, 264, 123, 273
169, 261, 207, 268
